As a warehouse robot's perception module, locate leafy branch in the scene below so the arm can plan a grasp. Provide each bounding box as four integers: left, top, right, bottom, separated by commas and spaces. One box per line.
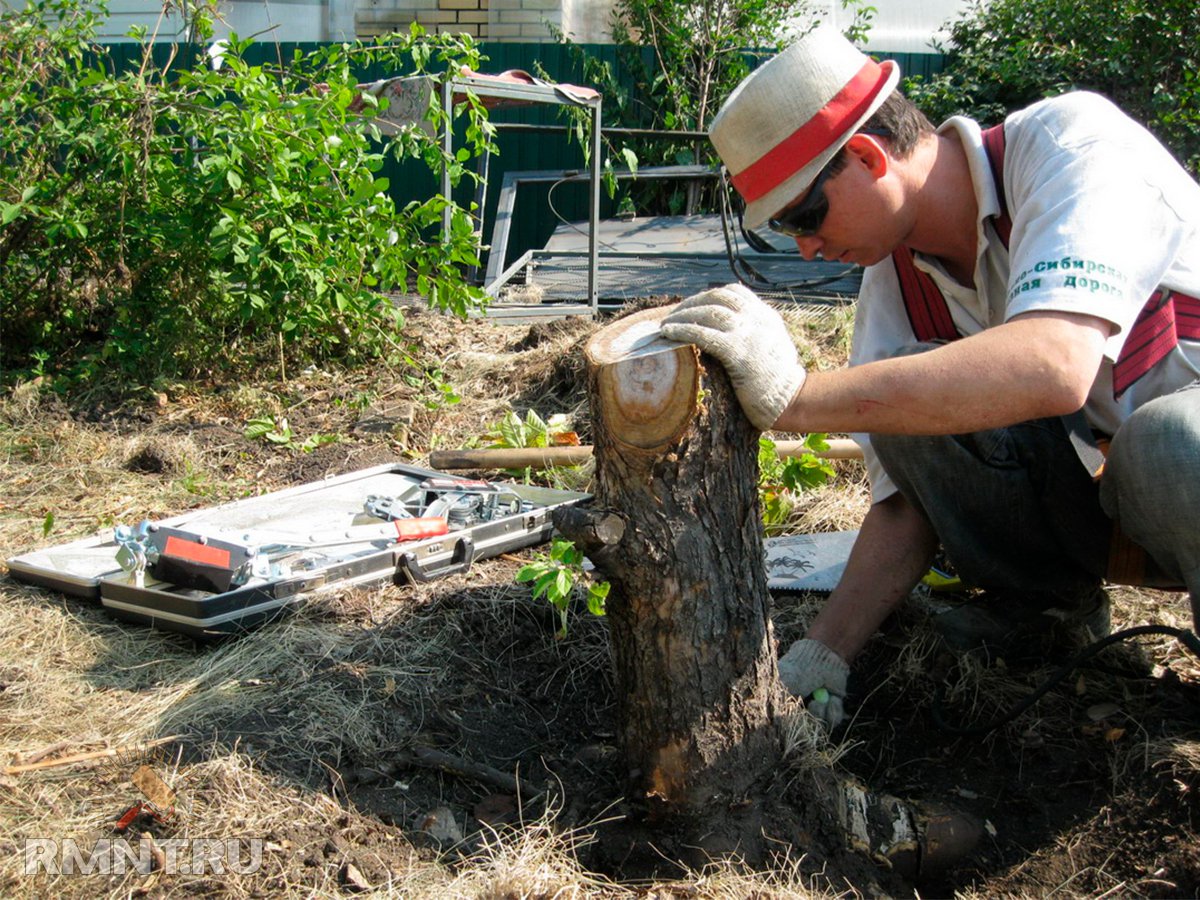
759, 433, 836, 533
516, 538, 610, 637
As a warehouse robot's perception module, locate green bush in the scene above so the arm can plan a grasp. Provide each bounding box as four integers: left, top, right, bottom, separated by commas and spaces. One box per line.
0, 0, 493, 381
905, 0, 1200, 175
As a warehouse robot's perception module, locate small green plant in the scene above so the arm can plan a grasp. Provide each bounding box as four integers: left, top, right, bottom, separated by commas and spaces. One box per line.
244, 415, 341, 452
334, 389, 378, 412
759, 433, 836, 533
516, 538, 610, 637
394, 349, 462, 410
300, 433, 342, 453
482, 408, 586, 490
486, 409, 574, 450
178, 461, 210, 496
244, 415, 295, 446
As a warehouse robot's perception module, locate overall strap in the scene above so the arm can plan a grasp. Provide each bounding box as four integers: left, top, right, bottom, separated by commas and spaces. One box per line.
892, 248, 956, 341
895, 124, 1009, 342
1112, 289, 1200, 396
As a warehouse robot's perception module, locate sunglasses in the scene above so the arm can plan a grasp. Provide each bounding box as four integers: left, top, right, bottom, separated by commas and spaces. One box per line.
767, 160, 836, 238
767, 130, 891, 238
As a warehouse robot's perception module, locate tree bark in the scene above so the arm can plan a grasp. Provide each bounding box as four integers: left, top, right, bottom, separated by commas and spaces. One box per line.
564, 306, 785, 825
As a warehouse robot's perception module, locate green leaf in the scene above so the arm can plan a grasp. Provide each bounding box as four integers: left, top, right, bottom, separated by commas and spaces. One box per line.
244, 423, 272, 440
532, 570, 558, 601
620, 147, 639, 175
515, 563, 542, 583
524, 409, 549, 447
498, 411, 524, 449
554, 569, 573, 600
586, 581, 610, 616
301, 433, 340, 452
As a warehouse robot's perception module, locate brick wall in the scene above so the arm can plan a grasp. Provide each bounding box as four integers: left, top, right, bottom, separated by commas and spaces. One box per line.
358, 0, 564, 41
487, 0, 562, 41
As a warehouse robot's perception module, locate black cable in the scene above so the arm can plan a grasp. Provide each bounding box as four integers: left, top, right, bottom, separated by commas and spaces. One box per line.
931, 624, 1200, 737
545, 178, 625, 253
715, 166, 859, 294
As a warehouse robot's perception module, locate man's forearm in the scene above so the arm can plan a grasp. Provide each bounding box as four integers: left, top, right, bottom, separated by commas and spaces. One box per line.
806, 492, 939, 663
773, 312, 1112, 436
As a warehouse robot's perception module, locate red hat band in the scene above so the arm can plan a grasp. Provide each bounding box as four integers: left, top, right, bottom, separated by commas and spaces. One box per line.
730, 58, 894, 204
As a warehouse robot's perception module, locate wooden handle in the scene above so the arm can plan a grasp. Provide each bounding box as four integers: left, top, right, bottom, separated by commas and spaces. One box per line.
428, 438, 862, 470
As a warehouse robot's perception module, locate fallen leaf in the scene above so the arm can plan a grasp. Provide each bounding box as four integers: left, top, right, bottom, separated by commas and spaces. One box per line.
132, 765, 175, 808
1104, 726, 1127, 742
342, 862, 371, 892
1086, 702, 1122, 722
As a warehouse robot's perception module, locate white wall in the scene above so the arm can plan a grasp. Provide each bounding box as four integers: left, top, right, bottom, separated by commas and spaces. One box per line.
10, 0, 973, 48
560, 0, 611, 42
815, 0, 973, 54
208, 0, 332, 42
78, 0, 332, 43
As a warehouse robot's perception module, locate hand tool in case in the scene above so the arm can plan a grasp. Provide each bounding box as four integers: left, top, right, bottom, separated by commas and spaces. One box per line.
8, 462, 590, 638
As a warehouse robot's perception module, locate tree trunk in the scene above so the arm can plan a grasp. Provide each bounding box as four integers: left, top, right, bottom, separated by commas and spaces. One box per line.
574, 307, 785, 824
556, 304, 983, 875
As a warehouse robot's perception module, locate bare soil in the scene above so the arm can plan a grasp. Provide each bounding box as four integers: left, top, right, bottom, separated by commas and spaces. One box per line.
2, 302, 1199, 898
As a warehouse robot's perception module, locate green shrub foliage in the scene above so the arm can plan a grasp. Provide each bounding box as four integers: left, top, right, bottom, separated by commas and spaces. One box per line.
0, 0, 492, 379
906, 0, 1200, 175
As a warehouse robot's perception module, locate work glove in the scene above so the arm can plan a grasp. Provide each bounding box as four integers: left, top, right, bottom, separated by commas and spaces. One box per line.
777, 637, 850, 730
659, 284, 807, 431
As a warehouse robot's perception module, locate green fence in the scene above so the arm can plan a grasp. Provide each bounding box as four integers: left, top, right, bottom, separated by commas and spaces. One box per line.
101, 41, 943, 272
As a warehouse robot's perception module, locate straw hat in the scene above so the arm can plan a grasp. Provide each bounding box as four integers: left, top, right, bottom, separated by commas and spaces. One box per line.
710, 26, 900, 229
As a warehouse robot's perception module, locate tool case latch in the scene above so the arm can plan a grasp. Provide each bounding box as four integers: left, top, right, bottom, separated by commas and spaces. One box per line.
395, 535, 476, 584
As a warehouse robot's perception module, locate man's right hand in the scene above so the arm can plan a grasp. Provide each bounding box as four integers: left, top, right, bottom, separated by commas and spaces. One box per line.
660, 284, 806, 431
777, 637, 850, 729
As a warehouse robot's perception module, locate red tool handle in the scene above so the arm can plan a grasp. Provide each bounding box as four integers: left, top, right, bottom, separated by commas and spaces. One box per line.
393, 517, 449, 541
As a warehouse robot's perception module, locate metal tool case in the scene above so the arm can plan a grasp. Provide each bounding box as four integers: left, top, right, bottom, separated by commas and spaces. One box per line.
9, 462, 589, 638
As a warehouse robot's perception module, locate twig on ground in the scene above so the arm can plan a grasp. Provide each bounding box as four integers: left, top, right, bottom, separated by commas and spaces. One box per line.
3, 735, 181, 775
393, 746, 531, 798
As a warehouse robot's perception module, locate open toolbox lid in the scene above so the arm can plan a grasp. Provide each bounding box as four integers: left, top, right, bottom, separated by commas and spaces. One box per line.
8, 461, 590, 638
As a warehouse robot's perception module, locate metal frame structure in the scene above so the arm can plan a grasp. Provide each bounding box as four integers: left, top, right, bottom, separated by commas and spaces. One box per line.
440, 74, 602, 313
482, 165, 711, 298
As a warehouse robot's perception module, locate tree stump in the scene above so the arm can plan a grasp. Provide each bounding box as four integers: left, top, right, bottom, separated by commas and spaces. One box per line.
556, 304, 983, 875
558, 306, 784, 844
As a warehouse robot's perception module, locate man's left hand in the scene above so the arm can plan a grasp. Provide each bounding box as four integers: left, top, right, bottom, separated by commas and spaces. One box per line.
660, 284, 806, 431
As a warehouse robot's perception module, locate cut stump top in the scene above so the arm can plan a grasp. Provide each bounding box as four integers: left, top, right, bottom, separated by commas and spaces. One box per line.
585, 305, 700, 453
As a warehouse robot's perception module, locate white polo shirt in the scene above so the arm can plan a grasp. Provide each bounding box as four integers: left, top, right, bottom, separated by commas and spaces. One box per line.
850, 91, 1200, 503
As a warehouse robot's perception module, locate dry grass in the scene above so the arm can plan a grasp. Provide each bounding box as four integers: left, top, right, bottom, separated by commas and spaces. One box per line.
4, 304, 1200, 899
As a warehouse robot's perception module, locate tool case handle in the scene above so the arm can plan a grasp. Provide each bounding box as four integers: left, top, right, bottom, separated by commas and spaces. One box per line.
395, 535, 475, 584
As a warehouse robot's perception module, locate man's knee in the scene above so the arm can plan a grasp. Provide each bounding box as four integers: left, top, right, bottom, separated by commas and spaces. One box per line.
1106, 384, 1200, 476
1102, 385, 1200, 597
1103, 386, 1200, 516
